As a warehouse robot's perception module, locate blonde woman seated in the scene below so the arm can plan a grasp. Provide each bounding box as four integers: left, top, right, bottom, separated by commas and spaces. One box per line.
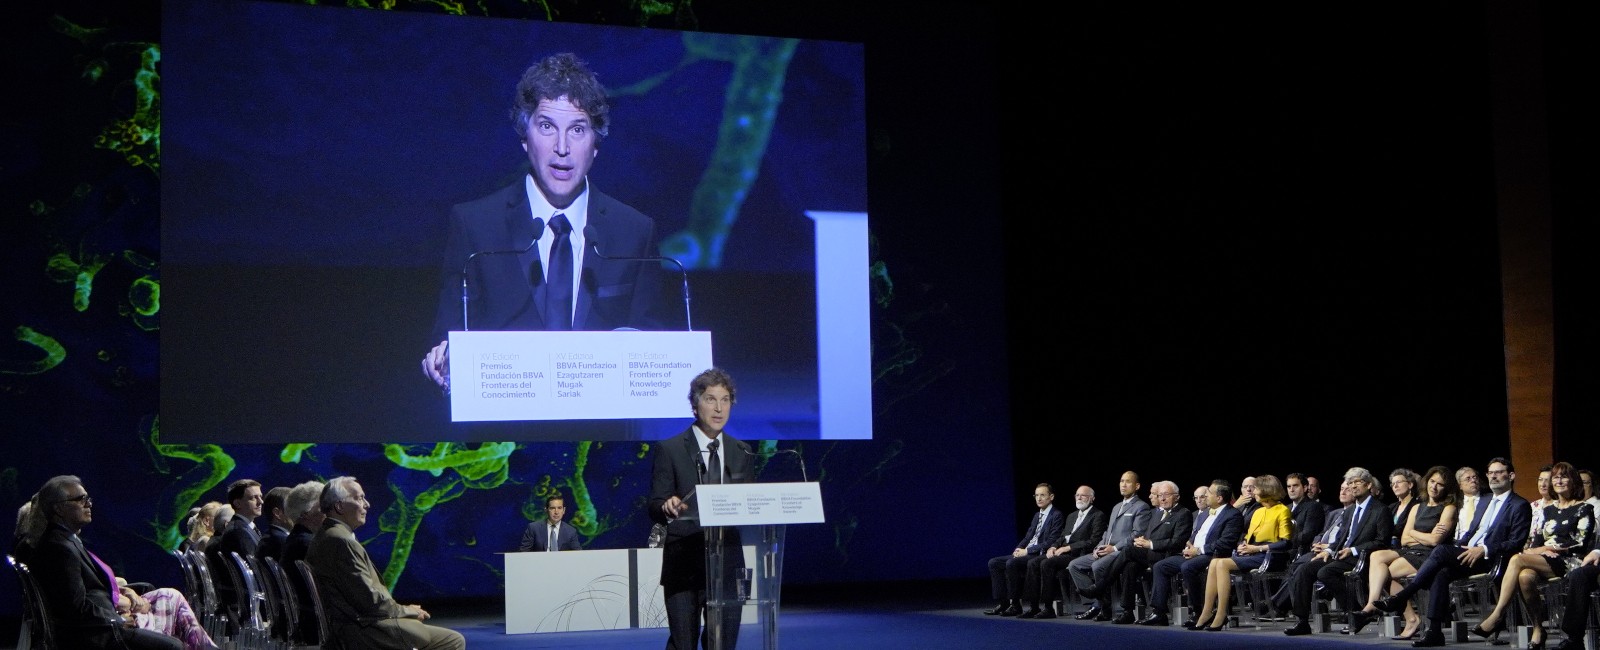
1348, 465, 1458, 639
185, 501, 223, 552
1470, 461, 1596, 650
1191, 474, 1292, 631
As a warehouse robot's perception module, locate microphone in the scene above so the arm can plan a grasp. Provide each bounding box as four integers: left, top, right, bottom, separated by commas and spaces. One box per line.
738, 445, 808, 483
583, 224, 693, 331
460, 217, 545, 331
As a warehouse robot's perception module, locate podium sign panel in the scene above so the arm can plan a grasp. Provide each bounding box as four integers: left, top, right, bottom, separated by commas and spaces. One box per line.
699, 482, 824, 650
447, 330, 712, 422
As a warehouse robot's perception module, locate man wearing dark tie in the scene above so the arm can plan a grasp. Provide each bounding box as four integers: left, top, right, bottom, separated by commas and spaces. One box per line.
1270, 480, 1356, 615
1020, 485, 1106, 619
1368, 457, 1531, 648
519, 494, 582, 552
208, 478, 264, 618
1105, 481, 1192, 624
1283, 467, 1393, 636
983, 483, 1066, 616
1069, 471, 1153, 621
1141, 479, 1243, 627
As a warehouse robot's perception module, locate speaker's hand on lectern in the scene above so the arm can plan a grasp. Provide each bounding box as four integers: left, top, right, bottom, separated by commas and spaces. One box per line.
663, 495, 686, 518
422, 340, 450, 393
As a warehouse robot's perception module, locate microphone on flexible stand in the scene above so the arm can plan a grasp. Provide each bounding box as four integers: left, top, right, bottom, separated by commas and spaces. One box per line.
460, 217, 545, 331
583, 225, 693, 331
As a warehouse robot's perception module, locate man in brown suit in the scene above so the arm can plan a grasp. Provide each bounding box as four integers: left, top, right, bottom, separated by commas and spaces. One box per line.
305, 476, 464, 650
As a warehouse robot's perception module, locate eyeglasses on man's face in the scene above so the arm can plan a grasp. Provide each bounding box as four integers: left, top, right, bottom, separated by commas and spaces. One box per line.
58, 494, 92, 506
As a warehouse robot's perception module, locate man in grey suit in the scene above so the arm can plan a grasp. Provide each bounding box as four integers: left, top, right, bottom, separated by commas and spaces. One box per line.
1106, 481, 1192, 624
1069, 470, 1152, 621
1020, 486, 1107, 619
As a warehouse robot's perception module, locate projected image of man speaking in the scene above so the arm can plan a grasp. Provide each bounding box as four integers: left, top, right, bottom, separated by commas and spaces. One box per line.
421, 52, 663, 394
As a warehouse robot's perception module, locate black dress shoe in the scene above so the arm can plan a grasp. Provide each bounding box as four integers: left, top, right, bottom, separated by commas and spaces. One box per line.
1552, 639, 1582, 650
1034, 608, 1057, 620
1348, 610, 1376, 635
1016, 607, 1039, 619
1284, 622, 1314, 636
982, 601, 1008, 615
1411, 630, 1447, 648
998, 603, 1022, 617
1111, 611, 1136, 624
1137, 613, 1169, 627
1372, 595, 1405, 613
1074, 605, 1102, 620
1470, 618, 1506, 638
1093, 608, 1114, 622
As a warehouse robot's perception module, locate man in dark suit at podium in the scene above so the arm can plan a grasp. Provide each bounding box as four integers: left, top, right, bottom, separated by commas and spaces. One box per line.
421, 52, 662, 393
648, 368, 754, 649
519, 494, 582, 552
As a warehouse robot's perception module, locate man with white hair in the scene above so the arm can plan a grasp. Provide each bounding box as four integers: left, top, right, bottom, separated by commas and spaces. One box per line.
280, 481, 325, 645
306, 477, 464, 650
1282, 467, 1394, 636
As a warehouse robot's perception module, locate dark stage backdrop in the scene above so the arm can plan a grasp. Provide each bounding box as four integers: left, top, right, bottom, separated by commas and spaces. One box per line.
6, 0, 1598, 639
0, 0, 1015, 631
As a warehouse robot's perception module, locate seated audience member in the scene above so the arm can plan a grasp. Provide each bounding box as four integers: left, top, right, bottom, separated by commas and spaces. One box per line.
186, 501, 223, 552
207, 479, 263, 617
1102, 481, 1192, 624
1446, 461, 1595, 649
256, 486, 293, 563
13, 501, 37, 564
114, 576, 219, 650
1141, 479, 1243, 627
1192, 474, 1291, 631
1348, 465, 1459, 639
1233, 475, 1262, 525
519, 493, 583, 552
1553, 545, 1600, 650
1455, 466, 1484, 542
1305, 476, 1324, 504
1581, 468, 1600, 512
1286, 473, 1326, 556
1385, 467, 1422, 547
280, 481, 325, 645
1270, 479, 1357, 615
983, 483, 1066, 616
1529, 464, 1554, 548
1372, 457, 1531, 648
1282, 467, 1393, 637
1019, 485, 1105, 619
307, 476, 465, 650
23, 475, 183, 650
1068, 471, 1152, 621
1190, 485, 1208, 513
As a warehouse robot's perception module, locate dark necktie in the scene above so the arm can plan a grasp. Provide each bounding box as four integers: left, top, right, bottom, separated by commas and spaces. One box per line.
544, 214, 573, 330
1343, 503, 1364, 548
706, 439, 722, 484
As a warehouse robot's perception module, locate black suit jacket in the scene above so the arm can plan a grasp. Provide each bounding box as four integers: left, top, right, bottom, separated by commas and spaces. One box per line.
209, 516, 260, 609
32, 524, 123, 647
256, 523, 290, 563
519, 521, 582, 552
647, 426, 755, 590
1199, 504, 1246, 557
1334, 495, 1394, 555
1290, 499, 1328, 555
1476, 491, 1533, 570
430, 183, 662, 342
1050, 508, 1108, 559
1015, 508, 1067, 555
1143, 506, 1194, 557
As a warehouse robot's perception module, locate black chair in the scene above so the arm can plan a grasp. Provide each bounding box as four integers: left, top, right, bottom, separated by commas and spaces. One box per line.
295, 559, 330, 649
7, 554, 55, 650
1231, 550, 1291, 627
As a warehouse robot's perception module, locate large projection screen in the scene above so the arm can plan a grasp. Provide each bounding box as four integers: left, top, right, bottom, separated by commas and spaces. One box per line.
161, 1, 869, 443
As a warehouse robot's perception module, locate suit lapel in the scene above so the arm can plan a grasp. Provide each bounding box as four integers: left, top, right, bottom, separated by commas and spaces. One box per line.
573, 196, 603, 329
505, 189, 548, 328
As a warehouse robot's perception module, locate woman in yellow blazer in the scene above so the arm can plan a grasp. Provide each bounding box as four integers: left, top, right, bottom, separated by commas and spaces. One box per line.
1191, 474, 1293, 631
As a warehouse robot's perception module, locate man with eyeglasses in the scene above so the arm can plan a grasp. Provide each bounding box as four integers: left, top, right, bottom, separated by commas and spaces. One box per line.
26, 475, 183, 649
648, 367, 754, 649
1371, 457, 1531, 648
306, 476, 464, 650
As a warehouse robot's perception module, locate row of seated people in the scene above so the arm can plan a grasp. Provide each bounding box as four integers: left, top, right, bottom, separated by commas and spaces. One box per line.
11, 473, 465, 650
982, 458, 1600, 649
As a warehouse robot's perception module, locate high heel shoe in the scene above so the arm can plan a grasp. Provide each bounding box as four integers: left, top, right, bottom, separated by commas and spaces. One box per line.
1186, 612, 1212, 631
1205, 616, 1230, 631
1470, 618, 1506, 639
